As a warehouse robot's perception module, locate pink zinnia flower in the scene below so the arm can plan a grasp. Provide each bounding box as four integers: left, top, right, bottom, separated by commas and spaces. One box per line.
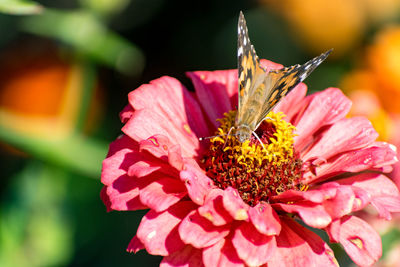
101, 59, 400, 266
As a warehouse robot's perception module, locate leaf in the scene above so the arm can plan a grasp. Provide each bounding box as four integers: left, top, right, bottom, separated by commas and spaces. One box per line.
0, 0, 43, 15
22, 9, 145, 75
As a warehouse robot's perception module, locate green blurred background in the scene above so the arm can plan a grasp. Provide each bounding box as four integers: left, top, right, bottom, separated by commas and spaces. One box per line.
1, 0, 400, 266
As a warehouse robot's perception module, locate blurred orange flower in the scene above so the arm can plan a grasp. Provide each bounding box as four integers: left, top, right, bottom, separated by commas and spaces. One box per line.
262, 0, 400, 57
0, 41, 102, 141
340, 25, 400, 141
340, 24, 400, 187
364, 0, 400, 23
262, 0, 365, 57
367, 26, 400, 113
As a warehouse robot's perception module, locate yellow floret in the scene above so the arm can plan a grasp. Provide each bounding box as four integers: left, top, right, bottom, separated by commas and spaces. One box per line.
210, 111, 296, 170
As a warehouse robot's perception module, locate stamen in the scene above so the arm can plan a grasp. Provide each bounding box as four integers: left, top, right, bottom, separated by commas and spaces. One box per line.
201, 111, 305, 206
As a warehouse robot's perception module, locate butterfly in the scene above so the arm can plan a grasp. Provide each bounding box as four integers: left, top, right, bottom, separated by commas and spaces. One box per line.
235, 11, 332, 144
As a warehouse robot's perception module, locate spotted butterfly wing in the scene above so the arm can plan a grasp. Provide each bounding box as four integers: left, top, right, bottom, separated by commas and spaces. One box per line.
236, 11, 331, 142
257, 50, 332, 124
237, 11, 265, 115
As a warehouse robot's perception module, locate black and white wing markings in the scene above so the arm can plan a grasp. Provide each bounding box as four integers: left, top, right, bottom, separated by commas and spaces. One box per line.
237, 11, 265, 114
256, 49, 333, 124
235, 11, 332, 143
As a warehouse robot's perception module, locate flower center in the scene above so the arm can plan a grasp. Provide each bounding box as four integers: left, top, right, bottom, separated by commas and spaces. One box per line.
201, 111, 305, 206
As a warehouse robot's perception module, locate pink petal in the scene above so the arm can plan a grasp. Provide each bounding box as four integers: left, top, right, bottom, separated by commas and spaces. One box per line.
248, 202, 281, 235
139, 177, 187, 212
294, 88, 352, 151
102, 144, 137, 187
321, 183, 355, 220
274, 83, 308, 122
103, 162, 139, 209
127, 235, 144, 253
160, 245, 203, 267
274, 183, 360, 221
198, 188, 233, 226
180, 159, 214, 205
267, 217, 338, 267
137, 201, 196, 256
106, 134, 138, 158
178, 210, 230, 249
326, 216, 381, 266
127, 160, 161, 178
129, 76, 209, 140
139, 134, 171, 159
100, 186, 112, 212
363, 142, 398, 169
102, 144, 162, 211
105, 185, 147, 211
272, 186, 337, 204
167, 144, 184, 171
222, 187, 249, 221
303, 117, 378, 163
231, 222, 276, 266
123, 108, 199, 158
273, 202, 332, 228
127, 158, 177, 178
304, 142, 398, 184
259, 59, 283, 70
337, 173, 400, 219
187, 70, 237, 129
139, 135, 185, 171
119, 104, 134, 123
202, 239, 244, 267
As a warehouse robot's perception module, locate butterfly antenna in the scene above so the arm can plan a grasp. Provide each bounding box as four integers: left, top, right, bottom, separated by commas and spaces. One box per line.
198, 135, 223, 141
198, 127, 235, 141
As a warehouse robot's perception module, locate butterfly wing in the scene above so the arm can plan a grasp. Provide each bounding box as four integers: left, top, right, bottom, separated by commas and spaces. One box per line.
255, 50, 332, 127
236, 11, 331, 138
237, 11, 268, 130
237, 11, 266, 115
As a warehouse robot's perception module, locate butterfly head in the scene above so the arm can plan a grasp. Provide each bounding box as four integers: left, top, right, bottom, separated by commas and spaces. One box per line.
235, 125, 252, 143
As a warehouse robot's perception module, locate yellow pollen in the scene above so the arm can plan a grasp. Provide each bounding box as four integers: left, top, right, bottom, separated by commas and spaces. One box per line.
235, 209, 249, 220
147, 137, 159, 147
300, 185, 309, 191
210, 110, 296, 171
350, 237, 364, 249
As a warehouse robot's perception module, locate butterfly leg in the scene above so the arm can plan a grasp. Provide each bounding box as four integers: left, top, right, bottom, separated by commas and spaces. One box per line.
222, 126, 235, 149
251, 131, 267, 151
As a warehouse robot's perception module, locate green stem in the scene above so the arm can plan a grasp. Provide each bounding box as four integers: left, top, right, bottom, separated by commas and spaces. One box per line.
0, 128, 107, 178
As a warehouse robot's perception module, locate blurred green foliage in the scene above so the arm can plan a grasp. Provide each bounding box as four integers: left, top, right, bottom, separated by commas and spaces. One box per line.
0, 0, 42, 15
23, 9, 144, 75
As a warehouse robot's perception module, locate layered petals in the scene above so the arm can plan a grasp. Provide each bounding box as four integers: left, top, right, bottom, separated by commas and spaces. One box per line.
304, 141, 398, 183
337, 173, 400, 219
231, 222, 277, 266
248, 202, 281, 235
101, 62, 400, 267
202, 239, 244, 267
178, 210, 231, 249
294, 88, 352, 151
326, 216, 382, 266
160, 246, 203, 267
267, 217, 338, 267
187, 70, 237, 129
303, 117, 378, 163
125, 76, 209, 157
198, 188, 233, 226
139, 177, 187, 212
137, 201, 196, 256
